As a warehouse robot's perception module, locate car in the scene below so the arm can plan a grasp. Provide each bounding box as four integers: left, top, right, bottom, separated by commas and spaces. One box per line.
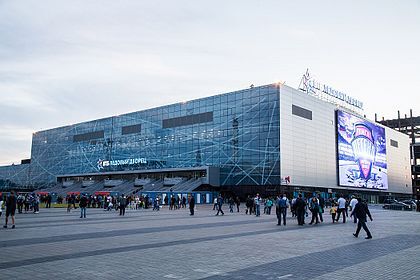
401, 200, 417, 210
382, 201, 412, 211
383, 198, 399, 205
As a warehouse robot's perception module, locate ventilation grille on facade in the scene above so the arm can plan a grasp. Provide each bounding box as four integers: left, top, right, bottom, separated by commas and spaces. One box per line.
73, 131, 104, 142
163, 112, 213, 128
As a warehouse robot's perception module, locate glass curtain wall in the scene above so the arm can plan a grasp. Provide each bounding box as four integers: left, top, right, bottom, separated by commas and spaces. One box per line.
30, 84, 281, 187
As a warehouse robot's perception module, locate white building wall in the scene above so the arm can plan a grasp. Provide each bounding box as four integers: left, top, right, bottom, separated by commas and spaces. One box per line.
280, 85, 337, 188
279, 85, 412, 195
385, 128, 412, 194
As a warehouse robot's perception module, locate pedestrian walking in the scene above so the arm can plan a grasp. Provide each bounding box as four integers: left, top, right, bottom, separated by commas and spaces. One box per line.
71, 194, 77, 209
349, 196, 358, 223
153, 197, 160, 211
291, 197, 297, 217
215, 194, 224, 216
3, 191, 17, 229
229, 197, 235, 213
276, 194, 289, 226
309, 197, 320, 225
33, 194, 40, 214
189, 195, 195, 216
17, 194, 24, 213
0, 197, 3, 217
67, 195, 72, 213
265, 197, 273, 215
119, 195, 127, 216
182, 196, 187, 208
330, 203, 337, 223
46, 194, 52, 208
212, 197, 218, 210
317, 194, 324, 222
254, 194, 261, 217
351, 198, 373, 239
107, 200, 114, 211
24, 194, 30, 213
336, 194, 347, 223
295, 194, 306, 226
79, 194, 88, 218
345, 198, 350, 218
245, 195, 253, 215
170, 195, 176, 210
235, 196, 240, 212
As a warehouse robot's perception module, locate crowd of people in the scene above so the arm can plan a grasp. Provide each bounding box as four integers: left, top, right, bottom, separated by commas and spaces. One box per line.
215, 192, 374, 239
64, 193, 196, 218
64, 193, 154, 211
65, 193, 157, 217
1, 191, 374, 238
8, 192, 42, 215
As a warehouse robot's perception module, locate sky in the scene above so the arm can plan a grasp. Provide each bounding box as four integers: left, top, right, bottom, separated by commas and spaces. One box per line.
0, 0, 419, 165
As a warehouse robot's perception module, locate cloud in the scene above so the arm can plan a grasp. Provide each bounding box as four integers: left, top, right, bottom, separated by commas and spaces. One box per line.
0, 0, 419, 166
0, 125, 32, 165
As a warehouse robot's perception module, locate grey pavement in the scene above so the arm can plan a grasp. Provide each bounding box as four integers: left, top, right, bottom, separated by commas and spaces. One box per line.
0, 205, 419, 279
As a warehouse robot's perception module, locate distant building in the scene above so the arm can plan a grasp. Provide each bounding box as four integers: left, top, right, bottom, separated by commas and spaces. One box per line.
377, 110, 420, 200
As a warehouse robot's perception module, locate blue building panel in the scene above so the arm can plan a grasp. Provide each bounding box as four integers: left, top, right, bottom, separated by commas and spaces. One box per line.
0, 163, 31, 187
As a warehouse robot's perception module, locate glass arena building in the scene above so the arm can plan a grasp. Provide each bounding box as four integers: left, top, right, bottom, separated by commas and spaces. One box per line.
0, 83, 412, 202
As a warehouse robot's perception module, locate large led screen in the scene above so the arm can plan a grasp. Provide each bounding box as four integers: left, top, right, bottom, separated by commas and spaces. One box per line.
336, 110, 388, 189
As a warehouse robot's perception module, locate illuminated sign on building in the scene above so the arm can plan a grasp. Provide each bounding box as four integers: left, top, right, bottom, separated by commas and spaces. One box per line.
299, 69, 364, 110
97, 158, 147, 170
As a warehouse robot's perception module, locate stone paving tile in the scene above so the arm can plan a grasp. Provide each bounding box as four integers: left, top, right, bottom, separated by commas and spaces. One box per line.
0, 218, 272, 248
0, 205, 418, 280
311, 245, 420, 280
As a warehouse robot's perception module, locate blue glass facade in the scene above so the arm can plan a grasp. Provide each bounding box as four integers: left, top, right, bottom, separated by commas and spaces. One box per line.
0, 163, 31, 187
25, 84, 281, 187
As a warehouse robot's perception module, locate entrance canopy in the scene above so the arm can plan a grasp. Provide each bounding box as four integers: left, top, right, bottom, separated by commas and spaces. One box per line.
57, 166, 219, 187
95, 191, 110, 196
36, 191, 50, 195
67, 191, 80, 195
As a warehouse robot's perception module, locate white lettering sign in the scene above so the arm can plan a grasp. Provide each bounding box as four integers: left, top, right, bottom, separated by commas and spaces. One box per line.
300, 70, 364, 110
97, 158, 147, 170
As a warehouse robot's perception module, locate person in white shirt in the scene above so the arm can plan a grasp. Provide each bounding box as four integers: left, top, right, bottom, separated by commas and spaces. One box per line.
350, 196, 359, 223
254, 194, 261, 217
213, 197, 218, 210
336, 194, 347, 223
0, 198, 3, 217
107, 201, 113, 211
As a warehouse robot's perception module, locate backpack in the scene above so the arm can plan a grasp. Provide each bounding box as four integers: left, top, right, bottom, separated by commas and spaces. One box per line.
277, 198, 287, 208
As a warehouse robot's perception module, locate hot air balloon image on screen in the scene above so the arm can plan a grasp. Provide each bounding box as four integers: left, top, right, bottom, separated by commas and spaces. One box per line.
336, 110, 388, 189
351, 124, 375, 179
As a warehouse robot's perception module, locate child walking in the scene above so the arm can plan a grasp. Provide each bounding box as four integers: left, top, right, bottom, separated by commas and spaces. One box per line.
330, 203, 337, 223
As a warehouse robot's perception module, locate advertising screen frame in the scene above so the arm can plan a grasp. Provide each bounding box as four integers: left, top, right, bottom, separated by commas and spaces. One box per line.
336, 110, 388, 190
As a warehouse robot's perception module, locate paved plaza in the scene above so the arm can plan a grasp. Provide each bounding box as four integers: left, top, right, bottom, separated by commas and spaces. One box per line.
0, 204, 419, 279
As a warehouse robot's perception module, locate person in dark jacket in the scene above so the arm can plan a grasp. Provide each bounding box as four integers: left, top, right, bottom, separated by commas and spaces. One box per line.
215, 194, 224, 216
4, 191, 17, 229
245, 195, 253, 215
235, 196, 241, 212
119, 195, 127, 216
295, 194, 306, 226
351, 198, 373, 239
189, 195, 195, 216
276, 194, 288, 226
79, 194, 88, 218
317, 194, 324, 222
309, 197, 320, 225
